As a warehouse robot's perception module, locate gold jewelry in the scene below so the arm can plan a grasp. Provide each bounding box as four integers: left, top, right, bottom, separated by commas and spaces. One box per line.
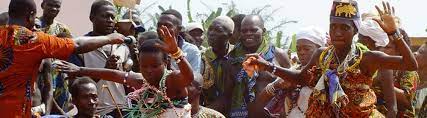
171, 48, 184, 60
172, 48, 182, 56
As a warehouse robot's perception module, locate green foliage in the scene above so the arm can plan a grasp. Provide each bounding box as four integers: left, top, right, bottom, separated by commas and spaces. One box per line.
275, 31, 283, 48
289, 34, 297, 52
187, 0, 194, 23
137, 1, 297, 49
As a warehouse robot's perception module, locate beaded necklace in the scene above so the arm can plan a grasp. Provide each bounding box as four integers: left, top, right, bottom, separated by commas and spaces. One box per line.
319, 44, 363, 76
126, 69, 184, 118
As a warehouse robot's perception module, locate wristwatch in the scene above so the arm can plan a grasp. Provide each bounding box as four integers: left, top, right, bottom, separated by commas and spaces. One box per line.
389, 30, 402, 41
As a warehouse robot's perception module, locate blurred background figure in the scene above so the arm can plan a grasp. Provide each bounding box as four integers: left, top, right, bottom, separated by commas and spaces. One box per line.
0, 12, 8, 25
186, 22, 205, 50
230, 14, 246, 45
188, 73, 225, 118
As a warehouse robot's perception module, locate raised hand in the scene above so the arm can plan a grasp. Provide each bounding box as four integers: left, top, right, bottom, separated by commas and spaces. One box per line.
243, 54, 270, 72
373, 1, 398, 34
156, 25, 179, 54
106, 33, 126, 44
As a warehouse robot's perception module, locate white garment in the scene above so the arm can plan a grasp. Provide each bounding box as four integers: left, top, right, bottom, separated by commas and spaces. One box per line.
358, 19, 389, 47
159, 104, 192, 118
80, 44, 130, 115
295, 26, 327, 47
416, 88, 427, 110
288, 87, 313, 118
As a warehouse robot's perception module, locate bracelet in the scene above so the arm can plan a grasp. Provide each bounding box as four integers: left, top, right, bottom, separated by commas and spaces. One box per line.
268, 63, 277, 74
389, 30, 402, 41
171, 48, 184, 59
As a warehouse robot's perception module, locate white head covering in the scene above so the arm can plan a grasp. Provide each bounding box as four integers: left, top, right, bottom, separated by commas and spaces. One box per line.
186, 23, 204, 32
295, 26, 328, 47
212, 16, 235, 33
358, 19, 389, 47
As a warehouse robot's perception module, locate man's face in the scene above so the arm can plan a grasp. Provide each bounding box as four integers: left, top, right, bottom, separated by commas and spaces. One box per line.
189, 29, 204, 47
207, 22, 230, 49
139, 52, 166, 82
91, 5, 116, 35
296, 39, 319, 66
157, 15, 180, 37
42, 0, 62, 19
186, 81, 201, 103
240, 19, 263, 49
329, 22, 356, 49
73, 83, 98, 117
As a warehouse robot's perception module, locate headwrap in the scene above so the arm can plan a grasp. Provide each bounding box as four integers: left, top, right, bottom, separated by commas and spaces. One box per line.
212, 16, 235, 33
295, 26, 328, 47
358, 19, 389, 47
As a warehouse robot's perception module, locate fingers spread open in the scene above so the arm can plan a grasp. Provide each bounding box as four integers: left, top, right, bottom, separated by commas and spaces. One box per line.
382, 1, 388, 14
386, 2, 391, 14
375, 6, 383, 16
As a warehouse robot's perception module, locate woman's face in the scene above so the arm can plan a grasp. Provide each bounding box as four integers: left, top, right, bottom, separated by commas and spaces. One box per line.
329, 22, 357, 50
296, 39, 320, 66
139, 52, 166, 82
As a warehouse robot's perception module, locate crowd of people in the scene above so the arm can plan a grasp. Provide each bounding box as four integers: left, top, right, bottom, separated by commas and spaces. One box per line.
0, 0, 426, 117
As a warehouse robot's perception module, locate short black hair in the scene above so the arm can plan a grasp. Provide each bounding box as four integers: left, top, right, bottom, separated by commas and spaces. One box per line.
138, 39, 168, 61
8, 0, 37, 18
161, 9, 182, 25
90, 0, 114, 18
70, 77, 96, 98
138, 31, 158, 41
138, 31, 158, 46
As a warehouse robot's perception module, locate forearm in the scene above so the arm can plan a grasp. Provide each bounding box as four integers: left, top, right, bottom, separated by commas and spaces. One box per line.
392, 35, 418, 70
73, 36, 112, 54
78, 67, 144, 88
176, 57, 194, 86
379, 69, 398, 115
78, 67, 126, 83
266, 65, 301, 85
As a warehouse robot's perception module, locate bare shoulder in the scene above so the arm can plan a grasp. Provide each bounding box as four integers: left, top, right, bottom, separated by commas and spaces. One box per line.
274, 47, 291, 68
274, 47, 287, 54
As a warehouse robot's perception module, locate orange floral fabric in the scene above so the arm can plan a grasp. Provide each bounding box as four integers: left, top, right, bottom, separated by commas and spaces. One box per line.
0, 25, 75, 117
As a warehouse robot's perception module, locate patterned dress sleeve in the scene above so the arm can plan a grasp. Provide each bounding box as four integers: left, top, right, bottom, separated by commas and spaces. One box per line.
36, 32, 75, 60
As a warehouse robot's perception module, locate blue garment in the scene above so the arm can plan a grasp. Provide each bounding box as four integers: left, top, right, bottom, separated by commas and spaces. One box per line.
171, 36, 202, 74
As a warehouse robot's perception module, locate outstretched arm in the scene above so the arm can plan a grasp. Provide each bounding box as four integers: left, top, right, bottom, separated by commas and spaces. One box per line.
244, 47, 325, 86
73, 33, 125, 54
56, 61, 145, 88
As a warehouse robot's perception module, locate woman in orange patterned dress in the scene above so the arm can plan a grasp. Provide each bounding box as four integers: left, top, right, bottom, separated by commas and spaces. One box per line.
244, 1, 418, 118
